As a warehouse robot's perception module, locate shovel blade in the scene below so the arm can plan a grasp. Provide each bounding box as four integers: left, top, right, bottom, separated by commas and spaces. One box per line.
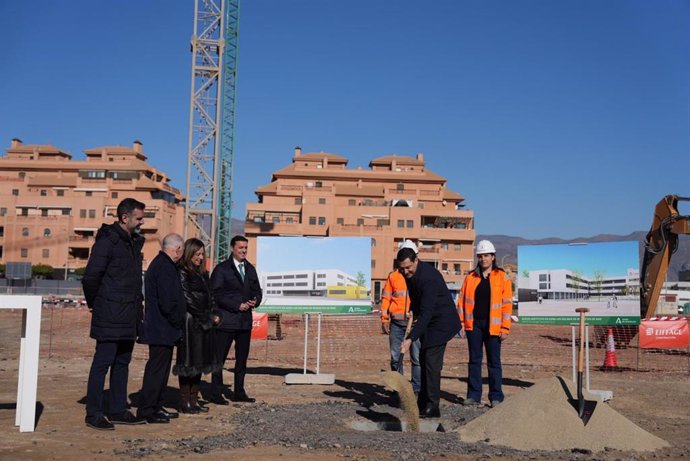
569, 398, 597, 426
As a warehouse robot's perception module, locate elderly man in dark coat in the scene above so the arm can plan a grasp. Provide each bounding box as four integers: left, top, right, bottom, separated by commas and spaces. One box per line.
137, 233, 186, 423
82, 198, 146, 430
398, 246, 462, 419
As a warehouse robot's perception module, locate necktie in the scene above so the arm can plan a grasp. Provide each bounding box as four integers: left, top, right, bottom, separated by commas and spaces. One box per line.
238, 262, 245, 281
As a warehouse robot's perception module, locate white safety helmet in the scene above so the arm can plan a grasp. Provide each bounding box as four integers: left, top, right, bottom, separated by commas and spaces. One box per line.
398, 239, 419, 254
476, 240, 496, 255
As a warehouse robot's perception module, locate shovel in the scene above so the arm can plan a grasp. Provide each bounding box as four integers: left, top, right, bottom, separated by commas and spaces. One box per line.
571, 307, 597, 425
396, 312, 414, 372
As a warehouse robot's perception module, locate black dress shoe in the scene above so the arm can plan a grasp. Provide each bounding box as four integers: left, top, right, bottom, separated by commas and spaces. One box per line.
419, 406, 441, 419
209, 395, 230, 405
158, 408, 179, 419
231, 392, 256, 403
145, 414, 170, 424
110, 411, 146, 425
85, 415, 115, 431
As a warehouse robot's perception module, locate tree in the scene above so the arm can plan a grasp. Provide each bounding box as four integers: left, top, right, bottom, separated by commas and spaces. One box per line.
32, 264, 54, 279
592, 270, 605, 300
355, 271, 367, 299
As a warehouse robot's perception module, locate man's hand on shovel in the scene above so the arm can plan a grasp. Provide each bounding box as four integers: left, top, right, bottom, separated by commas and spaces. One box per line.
400, 338, 412, 354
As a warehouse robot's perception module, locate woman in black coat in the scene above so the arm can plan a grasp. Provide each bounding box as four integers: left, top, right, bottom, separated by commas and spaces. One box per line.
174, 238, 222, 414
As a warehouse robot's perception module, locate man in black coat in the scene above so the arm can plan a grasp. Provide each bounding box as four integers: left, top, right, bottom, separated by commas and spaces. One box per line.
82, 198, 147, 430
209, 235, 262, 403
398, 247, 462, 419
137, 233, 186, 423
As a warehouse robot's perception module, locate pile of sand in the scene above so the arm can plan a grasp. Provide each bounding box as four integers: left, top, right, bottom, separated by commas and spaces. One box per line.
458, 377, 669, 452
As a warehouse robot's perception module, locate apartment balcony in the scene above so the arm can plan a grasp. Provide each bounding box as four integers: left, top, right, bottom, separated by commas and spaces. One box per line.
330, 223, 384, 236
244, 220, 304, 236
417, 226, 475, 241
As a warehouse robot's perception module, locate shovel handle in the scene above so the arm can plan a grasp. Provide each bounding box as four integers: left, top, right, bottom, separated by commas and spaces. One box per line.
575, 307, 589, 373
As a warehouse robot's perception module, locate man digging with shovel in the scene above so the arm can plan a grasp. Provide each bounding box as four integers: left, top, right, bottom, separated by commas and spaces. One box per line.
381, 240, 421, 398
398, 246, 462, 419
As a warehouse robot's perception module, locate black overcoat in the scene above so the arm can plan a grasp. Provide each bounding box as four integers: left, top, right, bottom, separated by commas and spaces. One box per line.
139, 251, 185, 346
82, 223, 145, 341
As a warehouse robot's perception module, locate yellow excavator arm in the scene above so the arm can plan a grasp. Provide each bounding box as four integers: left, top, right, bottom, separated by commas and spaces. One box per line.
640, 195, 690, 318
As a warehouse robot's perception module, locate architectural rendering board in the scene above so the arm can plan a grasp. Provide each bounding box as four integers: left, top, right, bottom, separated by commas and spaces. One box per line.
256, 236, 372, 314
517, 241, 641, 325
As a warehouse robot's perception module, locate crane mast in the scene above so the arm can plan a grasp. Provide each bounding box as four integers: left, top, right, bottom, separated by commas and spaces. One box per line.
184, 0, 239, 267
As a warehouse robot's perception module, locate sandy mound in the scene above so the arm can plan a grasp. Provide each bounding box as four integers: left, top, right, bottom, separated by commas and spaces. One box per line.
458, 377, 669, 452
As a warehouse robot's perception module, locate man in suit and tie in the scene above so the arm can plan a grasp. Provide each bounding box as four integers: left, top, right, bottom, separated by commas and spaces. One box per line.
210, 235, 263, 403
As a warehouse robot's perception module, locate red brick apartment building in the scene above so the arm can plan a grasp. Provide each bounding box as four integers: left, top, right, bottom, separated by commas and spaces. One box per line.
0, 139, 184, 274
244, 147, 476, 300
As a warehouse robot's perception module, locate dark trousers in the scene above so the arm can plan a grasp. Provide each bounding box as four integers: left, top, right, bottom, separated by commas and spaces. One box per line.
86, 340, 134, 418
211, 329, 251, 395
137, 345, 173, 417
466, 318, 503, 402
417, 343, 447, 412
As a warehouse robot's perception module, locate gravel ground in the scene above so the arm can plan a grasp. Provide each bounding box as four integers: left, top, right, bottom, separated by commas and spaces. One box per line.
116, 398, 680, 461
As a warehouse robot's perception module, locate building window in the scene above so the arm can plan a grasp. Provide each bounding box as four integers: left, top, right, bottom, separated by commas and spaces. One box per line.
21, 248, 28, 258
441, 243, 448, 250
44, 228, 51, 237
357, 218, 364, 226
376, 219, 389, 226
318, 198, 326, 205
371, 259, 376, 268
337, 218, 344, 225
309, 216, 316, 225
406, 220, 414, 228
286, 217, 294, 224
396, 183, 404, 191
41, 209, 48, 217
0, 208, 7, 216
294, 197, 302, 205
348, 199, 356, 206
454, 243, 461, 251
85, 191, 93, 197
272, 216, 280, 224
80, 209, 87, 218
19, 208, 28, 216
22, 227, 29, 236
0, 226, 3, 237
12, 189, 19, 196
318, 217, 326, 225
418, 202, 424, 209
371, 238, 376, 247
62, 208, 70, 216
454, 264, 461, 274
18, 172, 26, 178
42, 249, 50, 258
57, 189, 65, 197
112, 192, 118, 199
397, 220, 404, 228
315, 181, 323, 188
442, 263, 448, 271
40, 189, 47, 196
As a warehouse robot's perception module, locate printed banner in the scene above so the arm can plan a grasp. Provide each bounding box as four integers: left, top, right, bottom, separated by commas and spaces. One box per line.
251, 312, 269, 340
639, 319, 689, 349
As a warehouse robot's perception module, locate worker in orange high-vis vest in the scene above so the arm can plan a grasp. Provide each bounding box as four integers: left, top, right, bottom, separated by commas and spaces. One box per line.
457, 240, 513, 407
381, 240, 420, 394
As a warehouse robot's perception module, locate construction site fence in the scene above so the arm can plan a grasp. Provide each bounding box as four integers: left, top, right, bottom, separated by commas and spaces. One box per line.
4, 304, 683, 375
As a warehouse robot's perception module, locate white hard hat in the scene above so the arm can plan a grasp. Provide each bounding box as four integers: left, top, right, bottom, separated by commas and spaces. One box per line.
398, 239, 418, 254
476, 240, 496, 255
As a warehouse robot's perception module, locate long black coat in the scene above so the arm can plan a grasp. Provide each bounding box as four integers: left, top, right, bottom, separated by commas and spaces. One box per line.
406, 261, 462, 349
82, 223, 145, 341
139, 251, 185, 346
174, 268, 223, 377
210, 258, 262, 331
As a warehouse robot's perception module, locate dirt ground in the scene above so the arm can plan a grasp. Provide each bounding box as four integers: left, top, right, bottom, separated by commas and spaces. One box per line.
1, 308, 689, 461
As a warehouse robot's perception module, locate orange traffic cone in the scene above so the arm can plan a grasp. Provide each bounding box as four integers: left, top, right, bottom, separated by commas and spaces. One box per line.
601, 328, 618, 370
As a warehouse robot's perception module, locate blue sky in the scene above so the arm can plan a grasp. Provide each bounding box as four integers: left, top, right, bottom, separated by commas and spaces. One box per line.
1, 0, 688, 239
256, 236, 371, 283
518, 240, 639, 277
